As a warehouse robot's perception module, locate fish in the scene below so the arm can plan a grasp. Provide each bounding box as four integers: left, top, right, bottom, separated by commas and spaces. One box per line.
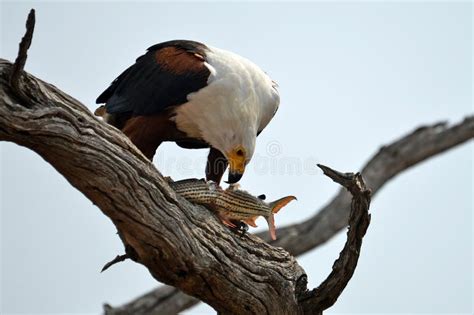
169, 178, 296, 240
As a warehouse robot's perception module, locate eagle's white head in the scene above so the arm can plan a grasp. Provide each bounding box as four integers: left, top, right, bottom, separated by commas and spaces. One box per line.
206, 112, 259, 183
174, 45, 280, 183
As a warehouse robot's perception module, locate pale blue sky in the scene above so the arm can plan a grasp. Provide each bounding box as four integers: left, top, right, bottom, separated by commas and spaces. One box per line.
1, 1, 472, 314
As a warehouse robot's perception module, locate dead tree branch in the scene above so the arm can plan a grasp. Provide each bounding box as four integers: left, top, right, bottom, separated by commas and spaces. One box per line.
266, 116, 474, 253
103, 287, 198, 315
0, 11, 375, 314
106, 287, 198, 315
9, 8, 35, 107
297, 165, 371, 313
107, 115, 473, 314
101, 254, 130, 273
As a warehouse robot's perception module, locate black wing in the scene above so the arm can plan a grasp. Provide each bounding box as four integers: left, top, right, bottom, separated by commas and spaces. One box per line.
96, 40, 211, 116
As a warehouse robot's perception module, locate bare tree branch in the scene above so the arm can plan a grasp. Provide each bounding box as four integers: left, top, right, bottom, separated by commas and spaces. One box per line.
101, 254, 130, 273
9, 8, 35, 107
266, 116, 474, 254
297, 165, 371, 313
103, 287, 198, 315
107, 115, 473, 314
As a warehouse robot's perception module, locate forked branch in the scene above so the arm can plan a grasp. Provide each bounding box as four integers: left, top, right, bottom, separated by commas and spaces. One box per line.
9, 8, 35, 106
298, 165, 371, 313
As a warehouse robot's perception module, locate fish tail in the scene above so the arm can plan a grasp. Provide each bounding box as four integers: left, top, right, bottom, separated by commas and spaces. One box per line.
269, 195, 297, 214
244, 216, 258, 227
266, 214, 277, 240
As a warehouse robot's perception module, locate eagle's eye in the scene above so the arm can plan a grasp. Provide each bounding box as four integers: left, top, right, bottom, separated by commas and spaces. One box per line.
236, 149, 244, 157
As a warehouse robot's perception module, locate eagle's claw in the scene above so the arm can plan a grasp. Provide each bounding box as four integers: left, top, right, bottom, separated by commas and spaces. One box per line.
231, 221, 249, 237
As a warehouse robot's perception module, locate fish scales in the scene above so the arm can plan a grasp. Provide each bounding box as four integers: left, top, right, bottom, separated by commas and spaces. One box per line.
171, 179, 269, 217
169, 178, 296, 240
169, 179, 218, 204
215, 190, 269, 217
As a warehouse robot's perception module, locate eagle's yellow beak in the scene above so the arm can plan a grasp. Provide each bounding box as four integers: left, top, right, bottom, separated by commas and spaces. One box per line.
227, 146, 246, 184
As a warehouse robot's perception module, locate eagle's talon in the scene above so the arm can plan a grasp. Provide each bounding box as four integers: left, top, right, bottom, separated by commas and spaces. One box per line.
230, 221, 249, 237
227, 183, 241, 191
207, 180, 225, 192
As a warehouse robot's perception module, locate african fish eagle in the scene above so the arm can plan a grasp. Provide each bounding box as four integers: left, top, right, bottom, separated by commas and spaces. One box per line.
95, 40, 280, 184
